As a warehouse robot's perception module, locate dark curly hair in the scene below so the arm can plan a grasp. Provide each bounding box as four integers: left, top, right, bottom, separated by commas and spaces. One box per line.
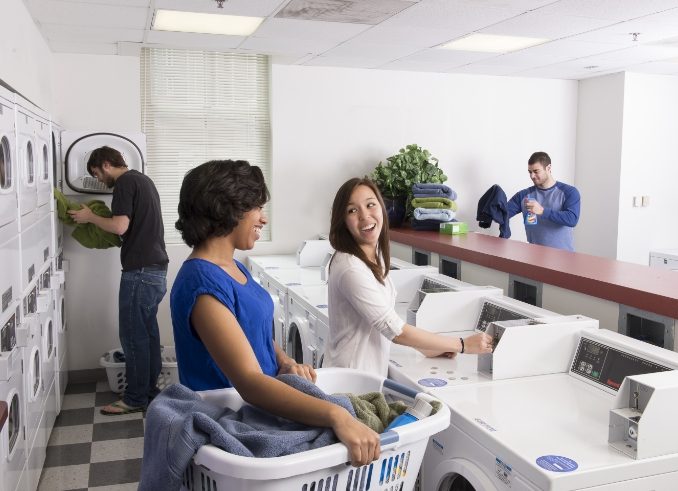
175, 160, 269, 248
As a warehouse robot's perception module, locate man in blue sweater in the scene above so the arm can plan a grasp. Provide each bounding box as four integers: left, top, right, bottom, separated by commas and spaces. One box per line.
507, 152, 580, 252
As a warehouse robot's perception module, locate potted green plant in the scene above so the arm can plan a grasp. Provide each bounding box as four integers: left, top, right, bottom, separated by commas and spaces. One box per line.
371, 144, 447, 226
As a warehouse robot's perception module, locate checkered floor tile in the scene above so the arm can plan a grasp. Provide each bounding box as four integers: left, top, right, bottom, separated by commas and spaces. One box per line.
38, 381, 145, 491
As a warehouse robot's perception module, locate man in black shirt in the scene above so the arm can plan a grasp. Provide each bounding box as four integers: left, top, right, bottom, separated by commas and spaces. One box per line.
69, 146, 168, 415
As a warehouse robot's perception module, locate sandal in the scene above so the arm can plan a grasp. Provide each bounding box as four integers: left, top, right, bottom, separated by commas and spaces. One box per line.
100, 400, 144, 416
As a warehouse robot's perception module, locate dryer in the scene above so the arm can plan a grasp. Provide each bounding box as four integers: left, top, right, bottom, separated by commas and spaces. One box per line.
14, 97, 39, 231
0, 235, 20, 352
61, 131, 145, 195
286, 284, 328, 369
0, 303, 27, 491
422, 329, 678, 491
51, 270, 66, 414
19, 212, 51, 296
34, 115, 51, 215
0, 86, 19, 245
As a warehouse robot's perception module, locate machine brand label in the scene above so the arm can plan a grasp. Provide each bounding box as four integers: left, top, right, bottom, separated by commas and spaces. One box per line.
474, 418, 497, 432
495, 458, 512, 487
536, 455, 578, 473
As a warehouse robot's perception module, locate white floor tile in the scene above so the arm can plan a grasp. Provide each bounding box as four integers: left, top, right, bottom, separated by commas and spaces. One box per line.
47, 424, 94, 446
37, 463, 89, 491
90, 437, 144, 463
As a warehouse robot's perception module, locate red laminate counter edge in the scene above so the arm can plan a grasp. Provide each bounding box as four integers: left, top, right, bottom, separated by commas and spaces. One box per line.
390, 229, 678, 319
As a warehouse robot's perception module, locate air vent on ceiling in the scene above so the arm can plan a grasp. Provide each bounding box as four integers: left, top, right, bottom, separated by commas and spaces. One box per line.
275, 0, 415, 25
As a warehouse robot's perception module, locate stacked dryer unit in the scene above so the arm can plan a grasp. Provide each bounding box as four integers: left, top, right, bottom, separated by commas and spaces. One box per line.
14, 94, 58, 491
0, 85, 28, 491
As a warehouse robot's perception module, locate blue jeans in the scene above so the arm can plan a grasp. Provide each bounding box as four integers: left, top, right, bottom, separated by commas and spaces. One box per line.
119, 266, 167, 407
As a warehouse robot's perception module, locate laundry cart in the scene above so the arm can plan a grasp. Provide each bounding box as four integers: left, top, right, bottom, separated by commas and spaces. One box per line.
180, 368, 450, 491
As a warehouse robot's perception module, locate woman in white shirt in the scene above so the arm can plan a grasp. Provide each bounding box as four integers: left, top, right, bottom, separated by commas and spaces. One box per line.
324, 178, 493, 377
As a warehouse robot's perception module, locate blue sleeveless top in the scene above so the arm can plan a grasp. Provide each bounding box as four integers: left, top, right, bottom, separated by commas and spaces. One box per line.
170, 258, 277, 390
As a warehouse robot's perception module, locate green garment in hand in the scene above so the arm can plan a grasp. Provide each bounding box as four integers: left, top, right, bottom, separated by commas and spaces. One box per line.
343, 392, 442, 433
411, 197, 458, 211
54, 188, 122, 249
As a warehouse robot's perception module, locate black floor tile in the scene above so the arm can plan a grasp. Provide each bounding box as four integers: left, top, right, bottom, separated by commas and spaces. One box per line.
43, 443, 92, 468
55, 408, 95, 427
93, 420, 145, 442
88, 459, 142, 487
65, 382, 97, 395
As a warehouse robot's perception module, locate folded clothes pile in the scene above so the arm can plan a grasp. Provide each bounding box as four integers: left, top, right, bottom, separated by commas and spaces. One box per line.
411, 183, 458, 231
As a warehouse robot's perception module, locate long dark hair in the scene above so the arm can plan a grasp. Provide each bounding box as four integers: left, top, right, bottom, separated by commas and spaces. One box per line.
329, 177, 390, 284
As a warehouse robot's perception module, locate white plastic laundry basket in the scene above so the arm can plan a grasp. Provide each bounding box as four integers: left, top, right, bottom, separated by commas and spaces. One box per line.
99, 346, 179, 394
180, 367, 450, 491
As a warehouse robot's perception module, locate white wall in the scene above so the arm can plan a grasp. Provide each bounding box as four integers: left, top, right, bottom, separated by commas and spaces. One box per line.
617, 72, 678, 264
0, 0, 53, 108
270, 65, 577, 250
574, 73, 625, 258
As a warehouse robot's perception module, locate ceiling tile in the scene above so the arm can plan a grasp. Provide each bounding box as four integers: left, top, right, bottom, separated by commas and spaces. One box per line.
569, 17, 678, 45
240, 36, 331, 55
380, 59, 460, 73
627, 60, 678, 75
322, 41, 420, 60
253, 18, 370, 41
383, 0, 520, 30
535, 0, 678, 21
48, 40, 119, 55
41, 24, 144, 44
398, 48, 496, 65
480, 11, 615, 39
31, 0, 149, 29
275, 0, 417, 25
479, 40, 624, 68
155, 0, 285, 17
349, 24, 475, 49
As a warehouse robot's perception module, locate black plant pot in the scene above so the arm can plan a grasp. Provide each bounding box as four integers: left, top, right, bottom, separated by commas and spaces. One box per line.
383, 196, 407, 228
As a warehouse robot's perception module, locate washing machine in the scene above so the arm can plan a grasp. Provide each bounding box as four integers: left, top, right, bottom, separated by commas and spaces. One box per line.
14, 97, 39, 231
285, 284, 329, 368
0, 235, 20, 344
38, 268, 55, 410
61, 130, 145, 196
247, 239, 334, 282
389, 292, 563, 393
51, 270, 66, 414
34, 115, 51, 216
422, 329, 678, 491
0, 302, 27, 491
388, 258, 437, 303
20, 283, 46, 465
260, 266, 328, 352
0, 86, 19, 246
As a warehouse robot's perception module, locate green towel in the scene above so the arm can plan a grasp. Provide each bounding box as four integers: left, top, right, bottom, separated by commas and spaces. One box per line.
344, 392, 442, 433
411, 197, 458, 211
54, 188, 122, 249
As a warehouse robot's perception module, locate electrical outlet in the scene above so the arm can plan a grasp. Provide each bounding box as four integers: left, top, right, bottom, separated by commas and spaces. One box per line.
642, 196, 650, 207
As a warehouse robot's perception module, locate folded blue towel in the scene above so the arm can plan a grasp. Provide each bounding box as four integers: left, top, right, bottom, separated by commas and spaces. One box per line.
413, 208, 456, 222
139, 375, 355, 491
412, 183, 457, 200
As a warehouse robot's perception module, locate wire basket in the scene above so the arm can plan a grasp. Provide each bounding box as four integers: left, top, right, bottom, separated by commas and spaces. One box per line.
180, 367, 450, 491
99, 346, 178, 394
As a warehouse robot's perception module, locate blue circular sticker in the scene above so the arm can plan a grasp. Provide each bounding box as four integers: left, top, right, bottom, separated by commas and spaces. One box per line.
536, 455, 578, 472
418, 378, 447, 387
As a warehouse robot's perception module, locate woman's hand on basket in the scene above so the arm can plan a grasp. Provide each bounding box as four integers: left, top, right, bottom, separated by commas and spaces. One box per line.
278, 359, 317, 382
331, 409, 381, 467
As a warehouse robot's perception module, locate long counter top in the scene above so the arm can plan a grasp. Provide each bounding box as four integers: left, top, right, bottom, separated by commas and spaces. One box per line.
390, 228, 678, 318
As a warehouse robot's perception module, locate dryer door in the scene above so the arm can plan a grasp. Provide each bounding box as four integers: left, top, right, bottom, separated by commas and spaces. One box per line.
62, 132, 146, 195
0, 119, 18, 233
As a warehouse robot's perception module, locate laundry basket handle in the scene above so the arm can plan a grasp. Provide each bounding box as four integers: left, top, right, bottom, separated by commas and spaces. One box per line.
383, 378, 420, 399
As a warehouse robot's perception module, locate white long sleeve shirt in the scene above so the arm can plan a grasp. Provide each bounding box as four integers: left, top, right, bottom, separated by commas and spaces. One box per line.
325, 252, 405, 377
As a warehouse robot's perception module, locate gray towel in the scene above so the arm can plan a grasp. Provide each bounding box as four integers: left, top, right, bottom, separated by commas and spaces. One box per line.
413, 208, 456, 222
139, 375, 355, 491
412, 183, 457, 200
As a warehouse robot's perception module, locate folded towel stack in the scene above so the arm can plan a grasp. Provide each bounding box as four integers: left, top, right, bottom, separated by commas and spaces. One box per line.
411, 183, 458, 231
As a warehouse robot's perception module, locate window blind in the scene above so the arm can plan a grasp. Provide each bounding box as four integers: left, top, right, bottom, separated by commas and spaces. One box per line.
140, 48, 271, 244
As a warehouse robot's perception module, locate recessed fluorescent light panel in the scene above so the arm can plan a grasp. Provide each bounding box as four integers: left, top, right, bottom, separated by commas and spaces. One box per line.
440, 33, 547, 53
153, 9, 263, 36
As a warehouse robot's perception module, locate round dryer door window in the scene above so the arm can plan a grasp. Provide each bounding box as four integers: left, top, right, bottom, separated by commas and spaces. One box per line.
1, 135, 12, 189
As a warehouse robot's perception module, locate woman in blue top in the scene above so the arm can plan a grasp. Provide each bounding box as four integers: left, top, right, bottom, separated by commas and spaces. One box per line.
170, 160, 380, 467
